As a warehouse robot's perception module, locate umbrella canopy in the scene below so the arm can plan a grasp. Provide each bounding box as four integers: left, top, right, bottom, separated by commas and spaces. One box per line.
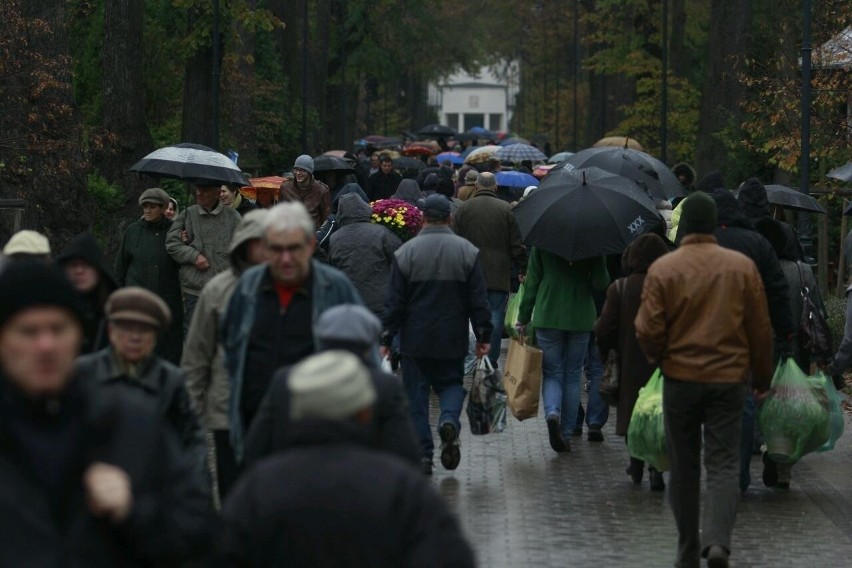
828, 162, 852, 182
393, 156, 426, 171
495, 170, 540, 189
548, 151, 574, 164
533, 164, 556, 178
418, 123, 457, 136
322, 150, 349, 158
592, 136, 645, 151
435, 151, 464, 165
760, 184, 826, 214
312, 155, 355, 173
495, 143, 547, 162
561, 147, 683, 200
464, 145, 501, 165
401, 143, 437, 157
499, 137, 531, 147
129, 143, 250, 187
513, 167, 664, 262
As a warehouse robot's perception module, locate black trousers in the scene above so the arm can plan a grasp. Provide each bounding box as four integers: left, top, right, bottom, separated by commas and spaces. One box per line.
663, 378, 746, 568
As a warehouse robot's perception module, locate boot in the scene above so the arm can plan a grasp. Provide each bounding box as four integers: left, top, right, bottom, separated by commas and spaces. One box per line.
625, 458, 644, 484
649, 467, 665, 491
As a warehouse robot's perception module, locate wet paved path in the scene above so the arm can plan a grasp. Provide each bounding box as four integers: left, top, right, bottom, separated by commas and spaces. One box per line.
428, 341, 852, 567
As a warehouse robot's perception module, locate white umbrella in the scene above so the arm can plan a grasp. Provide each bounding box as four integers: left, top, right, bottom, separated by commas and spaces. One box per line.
129, 143, 250, 186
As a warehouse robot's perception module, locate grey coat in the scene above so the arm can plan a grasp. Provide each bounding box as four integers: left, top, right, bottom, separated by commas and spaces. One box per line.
329, 193, 402, 315
166, 203, 242, 295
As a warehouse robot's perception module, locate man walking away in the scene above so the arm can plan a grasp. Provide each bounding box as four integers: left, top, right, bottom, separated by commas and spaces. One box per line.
635, 192, 773, 568
381, 194, 492, 475
217, 351, 475, 567
453, 171, 527, 368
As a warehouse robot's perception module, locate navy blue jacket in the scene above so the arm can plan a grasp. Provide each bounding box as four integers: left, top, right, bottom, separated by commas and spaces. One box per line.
383, 225, 492, 359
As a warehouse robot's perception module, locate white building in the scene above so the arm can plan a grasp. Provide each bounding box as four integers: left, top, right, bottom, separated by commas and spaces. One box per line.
428, 62, 520, 132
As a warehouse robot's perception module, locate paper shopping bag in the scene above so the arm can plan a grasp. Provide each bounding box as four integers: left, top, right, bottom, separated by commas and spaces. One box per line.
502, 338, 542, 421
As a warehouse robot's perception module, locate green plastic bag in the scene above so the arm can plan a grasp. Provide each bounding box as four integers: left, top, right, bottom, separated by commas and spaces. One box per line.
757, 358, 831, 464
811, 371, 844, 453
504, 283, 536, 346
627, 368, 669, 471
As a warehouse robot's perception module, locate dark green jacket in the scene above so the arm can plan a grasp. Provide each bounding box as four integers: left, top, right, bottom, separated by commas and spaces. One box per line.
518, 248, 609, 331
115, 216, 184, 363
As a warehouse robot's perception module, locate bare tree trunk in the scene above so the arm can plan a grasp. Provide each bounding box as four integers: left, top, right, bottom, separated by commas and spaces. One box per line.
224, 0, 257, 170
310, 0, 331, 152
99, 0, 154, 253
181, 7, 221, 148
695, 0, 753, 181
0, 0, 94, 249
670, 0, 687, 76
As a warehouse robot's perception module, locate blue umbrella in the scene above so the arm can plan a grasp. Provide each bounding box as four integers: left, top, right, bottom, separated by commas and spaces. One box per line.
495, 170, 539, 189
435, 151, 464, 165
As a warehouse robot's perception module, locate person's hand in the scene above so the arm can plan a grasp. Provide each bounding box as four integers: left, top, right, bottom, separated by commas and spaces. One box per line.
514, 322, 527, 339
518, 273, 526, 283
753, 389, 769, 404
195, 254, 210, 271
84, 463, 133, 523
379, 346, 390, 359
476, 342, 491, 358
180, 229, 189, 243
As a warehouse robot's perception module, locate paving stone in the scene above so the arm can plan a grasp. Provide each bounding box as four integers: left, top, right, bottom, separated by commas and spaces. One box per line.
423, 340, 852, 567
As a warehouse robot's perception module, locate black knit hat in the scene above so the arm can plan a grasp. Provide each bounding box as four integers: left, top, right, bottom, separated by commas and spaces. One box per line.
680, 192, 718, 235
0, 261, 85, 329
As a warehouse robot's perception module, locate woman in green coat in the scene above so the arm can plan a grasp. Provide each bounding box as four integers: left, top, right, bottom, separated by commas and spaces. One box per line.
115, 187, 184, 363
516, 248, 609, 453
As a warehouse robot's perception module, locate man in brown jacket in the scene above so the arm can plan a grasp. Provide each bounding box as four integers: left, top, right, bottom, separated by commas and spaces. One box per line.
278, 155, 331, 229
635, 192, 773, 568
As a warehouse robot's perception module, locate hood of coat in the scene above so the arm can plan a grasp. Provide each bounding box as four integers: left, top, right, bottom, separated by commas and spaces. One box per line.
755, 217, 798, 261
712, 189, 753, 230
337, 193, 372, 227
392, 179, 423, 205
55, 232, 118, 290
737, 177, 770, 220
278, 417, 373, 450
626, 233, 669, 274
332, 183, 368, 212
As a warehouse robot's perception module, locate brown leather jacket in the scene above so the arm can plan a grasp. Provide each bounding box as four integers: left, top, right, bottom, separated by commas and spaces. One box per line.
278, 177, 331, 229
635, 234, 774, 390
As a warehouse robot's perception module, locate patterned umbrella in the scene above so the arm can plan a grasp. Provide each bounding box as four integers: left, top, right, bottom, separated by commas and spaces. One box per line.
129, 143, 250, 186
464, 145, 501, 165
495, 143, 547, 163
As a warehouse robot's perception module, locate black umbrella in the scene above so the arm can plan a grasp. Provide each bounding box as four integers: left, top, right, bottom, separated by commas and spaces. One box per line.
560, 147, 683, 201
393, 157, 426, 171
418, 123, 457, 136
312, 155, 355, 173
129, 143, 250, 186
513, 167, 664, 262
763, 184, 826, 214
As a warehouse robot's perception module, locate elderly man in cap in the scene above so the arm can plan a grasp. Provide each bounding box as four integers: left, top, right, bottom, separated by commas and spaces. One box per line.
458, 169, 479, 201
76, 287, 206, 477
166, 184, 242, 333
381, 194, 492, 474
278, 154, 331, 228
182, 209, 268, 500
0, 262, 213, 565
245, 304, 419, 466
636, 192, 773, 568
222, 201, 363, 464
115, 187, 184, 363
218, 351, 476, 567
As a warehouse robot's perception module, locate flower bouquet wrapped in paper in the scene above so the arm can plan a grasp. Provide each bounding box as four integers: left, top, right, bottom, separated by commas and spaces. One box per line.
370, 198, 423, 241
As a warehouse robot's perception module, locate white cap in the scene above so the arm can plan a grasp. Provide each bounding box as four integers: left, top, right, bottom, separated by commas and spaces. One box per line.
3, 230, 51, 255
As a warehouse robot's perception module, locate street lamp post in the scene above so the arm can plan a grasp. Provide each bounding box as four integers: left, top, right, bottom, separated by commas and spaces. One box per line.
660, 0, 668, 164
799, 0, 814, 263
212, 0, 220, 150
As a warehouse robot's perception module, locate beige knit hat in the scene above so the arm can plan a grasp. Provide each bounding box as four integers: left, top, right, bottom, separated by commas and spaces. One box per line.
138, 187, 171, 206
288, 351, 376, 421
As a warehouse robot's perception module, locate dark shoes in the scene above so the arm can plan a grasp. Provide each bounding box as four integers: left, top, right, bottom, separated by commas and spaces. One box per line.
439, 423, 461, 470
546, 416, 569, 453
587, 426, 604, 442
762, 452, 778, 488
706, 545, 730, 568
390, 351, 401, 372
421, 457, 433, 476
572, 425, 583, 437
649, 467, 666, 492
626, 459, 644, 485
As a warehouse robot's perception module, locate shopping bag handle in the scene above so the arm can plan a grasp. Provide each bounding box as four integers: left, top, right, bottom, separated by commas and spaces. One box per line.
478, 356, 494, 373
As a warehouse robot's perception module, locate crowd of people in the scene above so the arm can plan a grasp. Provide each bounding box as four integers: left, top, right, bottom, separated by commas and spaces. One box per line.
0, 141, 848, 568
